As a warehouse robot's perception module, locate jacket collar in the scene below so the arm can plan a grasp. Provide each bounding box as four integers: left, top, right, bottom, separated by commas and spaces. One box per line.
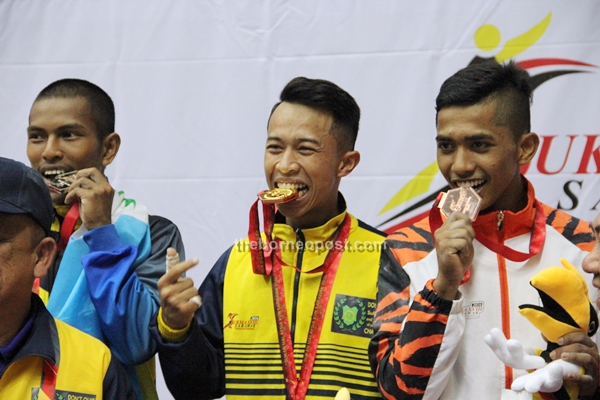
273, 193, 354, 242
272, 193, 357, 273
474, 178, 537, 239
12, 295, 59, 367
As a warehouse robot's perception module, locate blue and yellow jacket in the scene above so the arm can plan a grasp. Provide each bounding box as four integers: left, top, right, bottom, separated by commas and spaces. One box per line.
39, 195, 185, 400
0, 295, 135, 399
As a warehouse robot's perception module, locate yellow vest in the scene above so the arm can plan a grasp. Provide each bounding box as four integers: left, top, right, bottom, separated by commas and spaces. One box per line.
0, 318, 111, 399
223, 212, 384, 399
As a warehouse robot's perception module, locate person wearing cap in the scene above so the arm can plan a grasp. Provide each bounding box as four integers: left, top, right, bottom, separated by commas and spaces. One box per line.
150, 77, 386, 399
26, 78, 186, 400
0, 156, 135, 398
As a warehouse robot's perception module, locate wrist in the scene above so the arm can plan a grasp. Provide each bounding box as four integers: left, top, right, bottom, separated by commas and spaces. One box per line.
157, 307, 191, 343
85, 217, 112, 231
579, 378, 600, 399
433, 276, 460, 300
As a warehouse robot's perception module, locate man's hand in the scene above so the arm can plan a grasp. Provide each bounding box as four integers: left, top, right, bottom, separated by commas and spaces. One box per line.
550, 331, 600, 397
158, 248, 202, 330
64, 167, 114, 230
433, 212, 475, 300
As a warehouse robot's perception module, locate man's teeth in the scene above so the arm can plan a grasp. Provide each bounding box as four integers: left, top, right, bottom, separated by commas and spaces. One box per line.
277, 182, 308, 192
456, 180, 484, 189
44, 169, 66, 178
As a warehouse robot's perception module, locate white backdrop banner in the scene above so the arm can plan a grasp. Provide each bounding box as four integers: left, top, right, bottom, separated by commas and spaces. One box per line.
1, 1, 599, 398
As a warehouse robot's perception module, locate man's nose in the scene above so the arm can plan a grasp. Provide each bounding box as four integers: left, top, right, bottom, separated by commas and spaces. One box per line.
41, 136, 63, 161
277, 149, 299, 174
583, 249, 600, 274
451, 148, 475, 176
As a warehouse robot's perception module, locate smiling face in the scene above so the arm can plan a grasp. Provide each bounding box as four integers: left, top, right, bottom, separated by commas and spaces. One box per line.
264, 102, 359, 229
27, 97, 114, 204
436, 100, 538, 213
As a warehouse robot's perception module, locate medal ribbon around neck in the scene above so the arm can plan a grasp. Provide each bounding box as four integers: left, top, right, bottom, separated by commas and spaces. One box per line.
58, 201, 80, 251
429, 193, 546, 265
248, 197, 351, 398
248, 198, 277, 275
40, 359, 58, 400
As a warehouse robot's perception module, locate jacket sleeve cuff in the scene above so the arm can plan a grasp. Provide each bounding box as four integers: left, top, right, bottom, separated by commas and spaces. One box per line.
423, 279, 459, 315
83, 224, 126, 252
157, 307, 191, 343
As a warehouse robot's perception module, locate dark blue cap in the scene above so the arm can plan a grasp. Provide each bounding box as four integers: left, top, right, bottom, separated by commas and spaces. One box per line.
0, 157, 54, 235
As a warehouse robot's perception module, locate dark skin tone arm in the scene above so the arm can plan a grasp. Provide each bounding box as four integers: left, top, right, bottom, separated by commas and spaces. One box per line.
433, 212, 475, 300
157, 248, 202, 330
551, 332, 599, 397
64, 167, 114, 230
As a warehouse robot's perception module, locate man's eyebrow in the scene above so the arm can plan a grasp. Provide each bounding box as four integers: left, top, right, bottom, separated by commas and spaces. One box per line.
436, 132, 494, 143
295, 137, 320, 145
56, 123, 86, 130
590, 223, 600, 236
28, 123, 86, 131
465, 133, 495, 141
266, 136, 321, 145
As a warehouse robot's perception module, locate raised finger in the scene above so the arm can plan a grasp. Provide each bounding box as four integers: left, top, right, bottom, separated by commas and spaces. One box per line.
163, 257, 200, 283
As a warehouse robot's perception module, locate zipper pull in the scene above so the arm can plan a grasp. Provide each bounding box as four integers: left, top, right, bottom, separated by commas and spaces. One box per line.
497, 210, 504, 231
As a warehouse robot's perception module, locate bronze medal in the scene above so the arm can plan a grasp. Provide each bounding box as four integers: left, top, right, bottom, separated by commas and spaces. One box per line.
258, 188, 299, 204
438, 187, 482, 221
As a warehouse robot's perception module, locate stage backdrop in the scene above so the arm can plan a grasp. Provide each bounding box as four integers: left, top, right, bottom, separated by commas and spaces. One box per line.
1, 1, 599, 398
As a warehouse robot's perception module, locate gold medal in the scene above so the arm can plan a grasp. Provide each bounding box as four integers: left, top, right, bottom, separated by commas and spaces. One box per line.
438, 187, 482, 221
258, 188, 299, 204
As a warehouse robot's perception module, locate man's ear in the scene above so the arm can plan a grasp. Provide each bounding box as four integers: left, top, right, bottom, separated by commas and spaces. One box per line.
101, 132, 121, 168
337, 150, 360, 178
33, 237, 57, 279
517, 132, 539, 166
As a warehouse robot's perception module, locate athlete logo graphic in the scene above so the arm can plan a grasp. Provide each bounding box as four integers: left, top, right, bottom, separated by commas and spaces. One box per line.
379, 12, 597, 233
223, 313, 238, 329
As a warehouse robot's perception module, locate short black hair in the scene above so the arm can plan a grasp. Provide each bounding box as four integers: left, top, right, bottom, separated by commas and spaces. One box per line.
34, 78, 115, 141
436, 60, 532, 138
270, 77, 360, 151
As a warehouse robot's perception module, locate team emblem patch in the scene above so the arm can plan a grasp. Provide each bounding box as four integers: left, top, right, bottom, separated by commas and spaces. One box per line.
464, 301, 485, 319
32, 388, 96, 400
331, 294, 376, 338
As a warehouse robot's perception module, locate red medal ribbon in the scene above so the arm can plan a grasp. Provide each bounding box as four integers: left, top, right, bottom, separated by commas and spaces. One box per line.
271, 214, 351, 399
41, 359, 58, 399
57, 201, 80, 251
429, 195, 546, 263
249, 198, 277, 275
247, 197, 351, 398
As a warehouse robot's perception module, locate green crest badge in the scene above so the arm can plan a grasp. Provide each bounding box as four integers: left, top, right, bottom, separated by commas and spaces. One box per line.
342, 305, 358, 325
332, 294, 376, 338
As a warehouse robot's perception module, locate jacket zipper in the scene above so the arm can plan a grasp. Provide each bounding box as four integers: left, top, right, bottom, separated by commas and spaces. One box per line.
290, 229, 304, 346
497, 210, 504, 231
496, 210, 512, 388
